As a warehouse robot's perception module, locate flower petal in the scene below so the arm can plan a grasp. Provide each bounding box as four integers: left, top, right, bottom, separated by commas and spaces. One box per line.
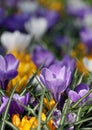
68, 90, 80, 102
5, 54, 19, 71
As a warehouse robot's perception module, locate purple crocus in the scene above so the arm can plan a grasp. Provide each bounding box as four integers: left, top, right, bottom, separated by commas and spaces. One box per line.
54, 36, 69, 49
31, 45, 55, 68
0, 54, 19, 89
67, 113, 76, 123
0, 96, 8, 115
59, 55, 76, 73
52, 109, 61, 128
40, 63, 72, 102
9, 92, 30, 115
68, 83, 92, 104
80, 28, 92, 52
66, 0, 91, 18
5, 13, 31, 32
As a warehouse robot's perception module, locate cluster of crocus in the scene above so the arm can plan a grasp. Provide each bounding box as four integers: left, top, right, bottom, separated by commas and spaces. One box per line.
1, 0, 92, 130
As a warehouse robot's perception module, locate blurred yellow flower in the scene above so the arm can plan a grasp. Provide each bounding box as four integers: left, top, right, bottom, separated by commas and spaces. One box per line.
7, 51, 37, 93
39, 0, 63, 12
71, 43, 89, 75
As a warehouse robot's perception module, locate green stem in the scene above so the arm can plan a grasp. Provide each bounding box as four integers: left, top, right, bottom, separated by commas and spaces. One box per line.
1, 83, 18, 130
37, 89, 45, 130
76, 107, 82, 122
75, 117, 92, 125
58, 99, 70, 130
2, 120, 18, 130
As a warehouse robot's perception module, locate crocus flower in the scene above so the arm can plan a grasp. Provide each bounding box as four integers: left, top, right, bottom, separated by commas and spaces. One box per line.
0, 96, 8, 115
5, 13, 31, 32
54, 36, 69, 48
80, 28, 92, 51
25, 17, 48, 39
52, 109, 61, 128
40, 63, 72, 102
67, 113, 76, 123
56, 55, 76, 73
82, 11, 92, 28
6, 51, 37, 93
31, 45, 55, 67
66, 0, 91, 18
18, 0, 38, 13
12, 113, 56, 130
68, 83, 92, 104
1, 31, 31, 51
9, 92, 30, 115
36, 8, 60, 29
0, 54, 19, 89
83, 56, 92, 72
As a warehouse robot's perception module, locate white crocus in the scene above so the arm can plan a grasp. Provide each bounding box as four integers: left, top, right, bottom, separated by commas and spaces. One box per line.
25, 17, 48, 39
1, 31, 31, 51
83, 13, 92, 28
67, 0, 89, 10
18, 1, 38, 13
83, 57, 92, 72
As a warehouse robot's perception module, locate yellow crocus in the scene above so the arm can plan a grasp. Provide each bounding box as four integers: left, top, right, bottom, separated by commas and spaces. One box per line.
12, 113, 56, 130
7, 51, 37, 93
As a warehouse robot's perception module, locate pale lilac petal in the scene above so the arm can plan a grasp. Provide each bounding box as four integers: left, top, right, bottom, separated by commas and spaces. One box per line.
0, 55, 6, 72
5, 54, 19, 71
40, 74, 46, 86
68, 90, 80, 102
49, 64, 62, 75
0, 97, 8, 114
41, 68, 54, 81
57, 66, 66, 80
79, 89, 88, 97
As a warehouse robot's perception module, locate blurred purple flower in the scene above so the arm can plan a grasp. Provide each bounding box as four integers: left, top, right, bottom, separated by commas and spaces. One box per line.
32, 45, 55, 68
4, 0, 19, 7
59, 55, 76, 73
0, 8, 5, 27
0, 54, 19, 89
68, 83, 92, 104
66, 0, 91, 18
54, 36, 69, 48
9, 92, 30, 115
80, 28, 92, 52
40, 62, 72, 102
0, 96, 8, 115
36, 8, 60, 29
5, 13, 31, 32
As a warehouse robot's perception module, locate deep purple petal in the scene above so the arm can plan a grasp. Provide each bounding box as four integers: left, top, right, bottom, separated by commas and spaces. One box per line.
0, 70, 6, 81
6, 70, 18, 80
75, 83, 89, 93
